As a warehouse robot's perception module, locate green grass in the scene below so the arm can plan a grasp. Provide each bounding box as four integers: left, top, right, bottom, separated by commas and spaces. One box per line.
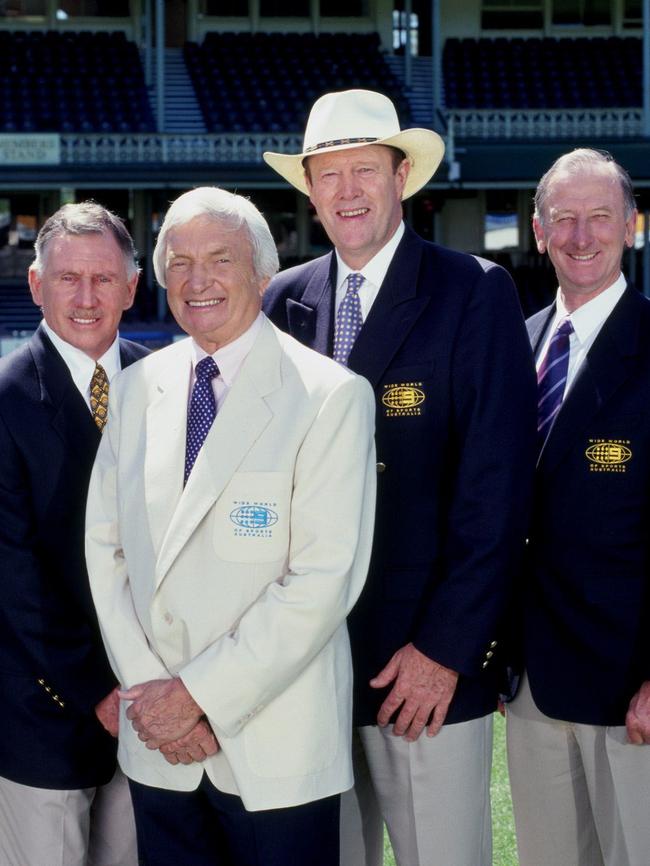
383, 712, 518, 865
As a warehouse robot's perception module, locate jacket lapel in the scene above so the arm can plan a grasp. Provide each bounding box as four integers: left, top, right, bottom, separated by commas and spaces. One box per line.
144, 340, 191, 556
286, 253, 335, 354
30, 326, 99, 453
348, 227, 430, 388
154, 320, 280, 585
539, 287, 641, 474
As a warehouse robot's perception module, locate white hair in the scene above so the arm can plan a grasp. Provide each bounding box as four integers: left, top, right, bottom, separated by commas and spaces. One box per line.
153, 187, 279, 287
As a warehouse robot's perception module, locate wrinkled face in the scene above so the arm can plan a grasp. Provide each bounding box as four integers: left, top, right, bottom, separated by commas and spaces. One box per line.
28, 232, 137, 359
164, 215, 267, 353
305, 144, 409, 270
533, 165, 636, 310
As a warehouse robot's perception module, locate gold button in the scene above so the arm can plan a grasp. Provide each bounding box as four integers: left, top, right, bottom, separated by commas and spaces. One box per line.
376, 462, 386, 473
490, 640, 497, 648
482, 661, 489, 669
486, 651, 494, 659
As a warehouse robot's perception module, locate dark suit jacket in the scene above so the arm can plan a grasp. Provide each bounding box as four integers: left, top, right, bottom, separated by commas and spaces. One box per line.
522, 286, 650, 726
264, 226, 537, 726
0, 325, 148, 789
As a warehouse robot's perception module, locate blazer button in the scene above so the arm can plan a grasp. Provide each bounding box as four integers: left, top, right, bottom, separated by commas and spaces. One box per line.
164, 612, 173, 625
376, 462, 386, 474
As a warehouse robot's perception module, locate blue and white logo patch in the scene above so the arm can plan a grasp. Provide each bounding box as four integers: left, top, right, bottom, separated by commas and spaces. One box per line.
230, 501, 279, 538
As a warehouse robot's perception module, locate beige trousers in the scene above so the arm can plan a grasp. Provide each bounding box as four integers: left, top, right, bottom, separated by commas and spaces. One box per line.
340, 715, 493, 866
0, 767, 137, 866
507, 674, 650, 866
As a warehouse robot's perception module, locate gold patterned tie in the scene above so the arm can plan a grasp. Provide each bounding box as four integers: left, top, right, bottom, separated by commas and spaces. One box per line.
90, 363, 109, 432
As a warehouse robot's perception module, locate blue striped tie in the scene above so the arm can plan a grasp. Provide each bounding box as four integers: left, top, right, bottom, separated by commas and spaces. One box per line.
537, 318, 574, 448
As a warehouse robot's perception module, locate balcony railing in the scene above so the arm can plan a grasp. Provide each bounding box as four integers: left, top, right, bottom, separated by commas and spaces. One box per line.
445, 108, 644, 140
60, 133, 303, 164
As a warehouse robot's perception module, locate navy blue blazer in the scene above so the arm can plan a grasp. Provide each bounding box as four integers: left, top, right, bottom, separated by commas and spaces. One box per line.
264, 226, 537, 726
522, 286, 650, 726
0, 326, 148, 789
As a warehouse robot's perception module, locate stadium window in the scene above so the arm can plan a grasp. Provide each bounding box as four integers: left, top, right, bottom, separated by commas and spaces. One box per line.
320, 0, 366, 13
622, 0, 642, 27
259, 0, 309, 15
481, 0, 543, 29
552, 0, 611, 25
202, 0, 249, 13
484, 191, 519, 251
57, 0, 130, 15
0, 0, 47, 17
393, 9, 419, 54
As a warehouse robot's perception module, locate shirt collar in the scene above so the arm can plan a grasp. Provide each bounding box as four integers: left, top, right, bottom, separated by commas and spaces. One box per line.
555, 273, 627, 344
190, 311, 264, 387
335, 221, 405, 292
41, 319, 122, 395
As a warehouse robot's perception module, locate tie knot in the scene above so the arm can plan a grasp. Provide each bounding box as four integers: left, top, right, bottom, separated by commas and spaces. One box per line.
556, 319, 574, 338
347, 273, 364, 293
195, 356, 219, 382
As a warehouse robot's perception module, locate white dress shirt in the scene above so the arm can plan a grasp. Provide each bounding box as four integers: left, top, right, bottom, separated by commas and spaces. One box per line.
334, 221, 405, 320
188, 311, 264, 410
536, 273, 627, 399
41, 320, 122, 410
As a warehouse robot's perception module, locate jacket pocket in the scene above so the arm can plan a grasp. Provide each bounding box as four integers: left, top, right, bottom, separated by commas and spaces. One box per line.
213, 472, 292, 563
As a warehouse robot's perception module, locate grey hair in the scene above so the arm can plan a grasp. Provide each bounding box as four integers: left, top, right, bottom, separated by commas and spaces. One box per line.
534, 148, 636, 224
31, 201, 140, 277
153, 187, 280, 288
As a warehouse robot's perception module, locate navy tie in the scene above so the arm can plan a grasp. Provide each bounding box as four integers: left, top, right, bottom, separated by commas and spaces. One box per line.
537, 318, 574, 447
184, 356, 219, 485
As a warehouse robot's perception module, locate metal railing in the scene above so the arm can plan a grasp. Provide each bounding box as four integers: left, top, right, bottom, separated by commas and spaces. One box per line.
61, 133, 303, 164
445, 108, 644, 140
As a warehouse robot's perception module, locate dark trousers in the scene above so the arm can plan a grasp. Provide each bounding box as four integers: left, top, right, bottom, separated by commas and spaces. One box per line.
128, 774, 340, 866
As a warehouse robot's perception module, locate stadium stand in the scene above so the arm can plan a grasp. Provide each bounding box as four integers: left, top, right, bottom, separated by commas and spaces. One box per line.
443, 36, 642, 110
184, 32, 411, 132
0, 30, 154, 133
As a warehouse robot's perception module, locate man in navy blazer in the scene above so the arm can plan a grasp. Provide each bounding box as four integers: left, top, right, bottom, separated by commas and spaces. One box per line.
506, 148, 650, 866
263, 89, 537, 866
0, 203, 148, 866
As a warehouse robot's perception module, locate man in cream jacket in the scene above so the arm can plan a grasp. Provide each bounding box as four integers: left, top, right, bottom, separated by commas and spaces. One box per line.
85, 187, 376, 866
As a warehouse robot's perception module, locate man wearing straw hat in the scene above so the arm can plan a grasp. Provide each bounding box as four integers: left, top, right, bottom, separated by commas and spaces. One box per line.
263, 89, 537, 866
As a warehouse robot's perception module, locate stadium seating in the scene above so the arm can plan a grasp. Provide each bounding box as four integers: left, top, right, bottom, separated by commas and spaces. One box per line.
0, 30, 154, 133
443, 36, 642, 109
184, 32, 410, 132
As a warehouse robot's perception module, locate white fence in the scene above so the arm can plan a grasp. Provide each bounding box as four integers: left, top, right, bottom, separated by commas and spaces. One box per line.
445, 109, 643, 140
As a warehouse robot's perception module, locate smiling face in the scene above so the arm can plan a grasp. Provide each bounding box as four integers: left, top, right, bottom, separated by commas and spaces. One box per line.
533, 164, 637, 311
164, 215, 267, 353
28, 231, 137, 359
305, 144, 410, 270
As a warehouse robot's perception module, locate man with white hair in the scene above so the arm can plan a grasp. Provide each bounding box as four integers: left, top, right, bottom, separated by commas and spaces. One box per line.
507, 148, 650, 866
85, 186, 377, 866
263, 89, 537, 866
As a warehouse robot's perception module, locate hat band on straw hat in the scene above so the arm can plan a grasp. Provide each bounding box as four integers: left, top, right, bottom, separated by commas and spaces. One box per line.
304, 137, 379, 154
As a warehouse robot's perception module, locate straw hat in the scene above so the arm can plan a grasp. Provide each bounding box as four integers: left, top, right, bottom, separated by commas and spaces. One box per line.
263, 89, 445, 200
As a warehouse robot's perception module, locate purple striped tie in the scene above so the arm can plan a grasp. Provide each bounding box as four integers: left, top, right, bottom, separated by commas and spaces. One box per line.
537, 318, 574, 447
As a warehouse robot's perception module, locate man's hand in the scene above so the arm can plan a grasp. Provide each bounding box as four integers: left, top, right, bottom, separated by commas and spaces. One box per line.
159, 719, 220, 766
370, 642, 459, 741
626, 681, 650, 744
119, 678, 204, 749
95, 686, 121, 737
